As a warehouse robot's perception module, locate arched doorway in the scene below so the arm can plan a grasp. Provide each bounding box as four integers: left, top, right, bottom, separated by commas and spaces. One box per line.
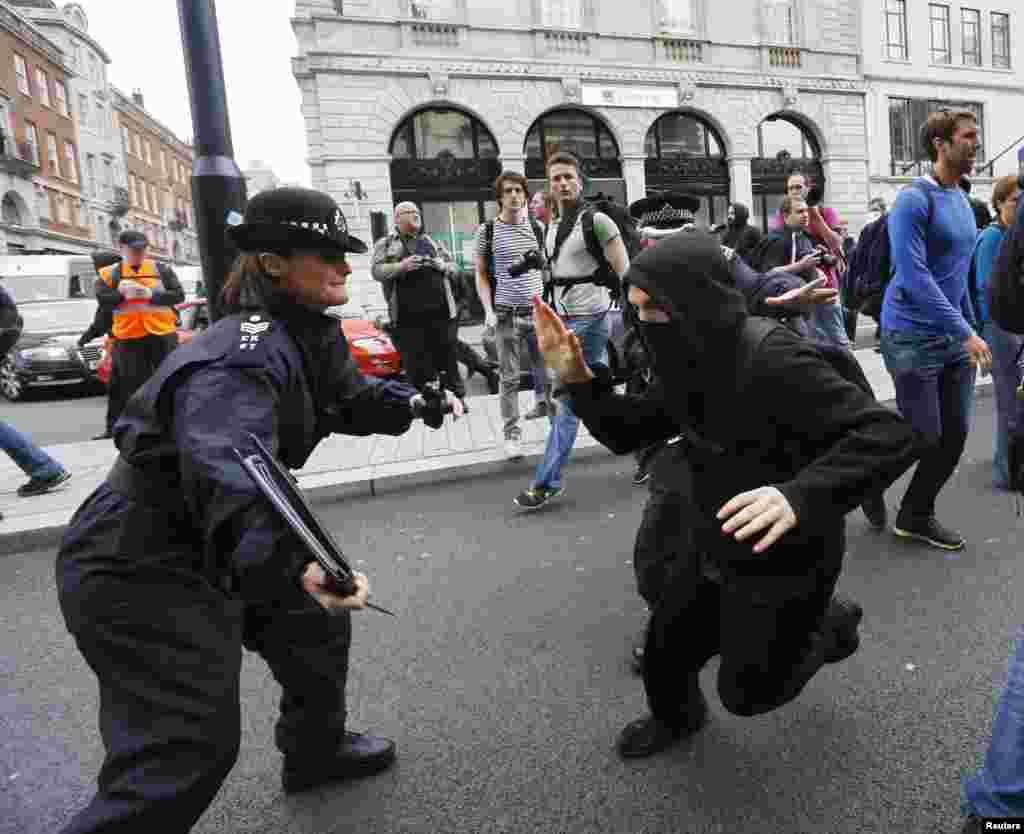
644, 112, 730, 228
2, 192, 23, 225
751, 114, 823, 232
524, 108, 625, 204
389, 107, 502, 268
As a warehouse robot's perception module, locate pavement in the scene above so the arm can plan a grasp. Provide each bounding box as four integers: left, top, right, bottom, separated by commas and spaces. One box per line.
0, 345, 994, 556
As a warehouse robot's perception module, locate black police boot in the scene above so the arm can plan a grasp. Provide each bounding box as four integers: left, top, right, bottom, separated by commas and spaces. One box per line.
281, 732, 396, 794
617, 693, 708, 760
823, 594, 863, 664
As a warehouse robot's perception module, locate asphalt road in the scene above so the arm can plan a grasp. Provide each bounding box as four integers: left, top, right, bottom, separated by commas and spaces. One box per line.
2, 395, 1013, 834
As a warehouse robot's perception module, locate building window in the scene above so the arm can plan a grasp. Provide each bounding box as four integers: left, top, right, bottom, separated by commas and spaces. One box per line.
121, 125, 130, 153
764, 0, 796, 45
133, 133, 141, 158
657, 0, 696, 34
14, 56, 29, 96
140, 180, 149, 212
408, 0, 458, 20
24, 122, 39, 165
160, 150, 167, 176
961, 9, 981, 66
46, 133, 60, 177
888, 98, 984, 176
884, 0, 908, 60
54, 80, 68, 117
541, 0, 582, 29
64, 141, 78, 183
86, 154, 96, 197
56, 193, 70, 225
145, 141, 152, 166
929, 4, 951, 64
150, 184, 159, 213
992, 12, 1010, 69
79, 94, 89, 128
35, 69, 50, 107
95, 103, 105, 136
129, 175, 137, 205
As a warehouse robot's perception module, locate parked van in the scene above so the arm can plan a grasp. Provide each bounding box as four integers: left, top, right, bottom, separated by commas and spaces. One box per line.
0, 255, 100, 303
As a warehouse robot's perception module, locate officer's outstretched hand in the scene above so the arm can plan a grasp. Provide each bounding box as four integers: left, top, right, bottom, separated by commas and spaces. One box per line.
302, 563, 370, 612
717, 486, 797, 554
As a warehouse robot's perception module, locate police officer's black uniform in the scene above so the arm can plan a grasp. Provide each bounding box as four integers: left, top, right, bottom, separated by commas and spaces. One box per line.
55, 189, 449, 833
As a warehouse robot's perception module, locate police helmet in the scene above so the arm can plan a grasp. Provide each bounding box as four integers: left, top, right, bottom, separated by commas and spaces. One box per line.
228, 187, 368, 256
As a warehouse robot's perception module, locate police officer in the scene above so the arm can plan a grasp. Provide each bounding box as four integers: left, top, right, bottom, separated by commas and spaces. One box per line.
55, 187, 463, 833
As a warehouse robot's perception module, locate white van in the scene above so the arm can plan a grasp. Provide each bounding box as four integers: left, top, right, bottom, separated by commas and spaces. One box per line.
0, 255, 99, 304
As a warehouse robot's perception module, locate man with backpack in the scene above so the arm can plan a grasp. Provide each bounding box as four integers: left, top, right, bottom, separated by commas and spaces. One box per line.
95, 230, 185, 440
878, 109, 991, 551
475, 171, 552, 460
513, 151, 631, 510
532, 232, 919, 758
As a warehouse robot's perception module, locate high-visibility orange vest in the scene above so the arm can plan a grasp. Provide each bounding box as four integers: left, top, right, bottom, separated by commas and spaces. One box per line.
100, 259, 177, 340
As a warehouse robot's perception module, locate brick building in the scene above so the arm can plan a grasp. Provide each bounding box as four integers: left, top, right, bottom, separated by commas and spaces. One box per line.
0, 0, 89, 253
112, 86, 198, 264
292, 0, 868, 315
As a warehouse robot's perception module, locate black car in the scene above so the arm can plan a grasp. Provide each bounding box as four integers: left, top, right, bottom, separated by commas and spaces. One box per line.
0, 300, 106, 401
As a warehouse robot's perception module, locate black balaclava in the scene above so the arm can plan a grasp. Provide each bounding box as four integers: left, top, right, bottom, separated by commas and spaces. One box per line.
728, 203, 750, 228
626, 232, 748, 430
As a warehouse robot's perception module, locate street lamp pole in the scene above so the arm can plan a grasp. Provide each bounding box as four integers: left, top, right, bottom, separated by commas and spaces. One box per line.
177, 0, 247, 321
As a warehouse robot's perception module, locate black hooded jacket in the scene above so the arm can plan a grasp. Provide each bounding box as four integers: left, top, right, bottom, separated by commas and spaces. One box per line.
720, 203, 762, 264
567, 233, 918, 578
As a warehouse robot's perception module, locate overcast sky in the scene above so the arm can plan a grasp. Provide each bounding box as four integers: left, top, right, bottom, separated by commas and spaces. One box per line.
83, 0, 310, 186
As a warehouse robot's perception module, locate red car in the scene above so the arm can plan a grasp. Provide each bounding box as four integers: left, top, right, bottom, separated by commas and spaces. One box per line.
96, 299, 402, 385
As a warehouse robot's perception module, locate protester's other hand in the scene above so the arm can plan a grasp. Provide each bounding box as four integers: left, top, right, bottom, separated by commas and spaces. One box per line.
484, 310, 498, 330
965, 333, 992, 377
302, 563, 370, 611
399, 255, 422, 273
763, 276, 839, 311
445, 391, 465, 421
717, 486, 797, 554
532, 296, 592, 384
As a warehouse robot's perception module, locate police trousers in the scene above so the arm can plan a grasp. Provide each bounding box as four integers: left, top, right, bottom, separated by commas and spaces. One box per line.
107, 334, 177, 433
56, 488, 353, 833
635, 445, 838, 722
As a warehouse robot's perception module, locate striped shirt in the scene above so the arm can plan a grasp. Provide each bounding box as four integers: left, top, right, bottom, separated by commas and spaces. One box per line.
474, 218, 545, 307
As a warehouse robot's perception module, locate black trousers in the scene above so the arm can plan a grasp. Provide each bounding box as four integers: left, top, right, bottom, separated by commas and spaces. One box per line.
106, 334, 177, 433
391, 316, 465, 398
56, 494, 352, 833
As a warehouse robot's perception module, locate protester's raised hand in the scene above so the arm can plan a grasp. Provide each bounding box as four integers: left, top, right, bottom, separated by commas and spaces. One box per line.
763, 277, 839, 311
717, 486, 797, 554
532, 295, 592, 384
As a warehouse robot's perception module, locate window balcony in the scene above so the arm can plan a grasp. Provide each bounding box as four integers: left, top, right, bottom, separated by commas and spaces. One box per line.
768, 46, 802, 68
656, 37, 704, 64
0, 140, 40, 179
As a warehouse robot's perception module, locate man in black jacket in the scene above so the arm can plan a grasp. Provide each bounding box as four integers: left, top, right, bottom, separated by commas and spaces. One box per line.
534, 233, 919, 759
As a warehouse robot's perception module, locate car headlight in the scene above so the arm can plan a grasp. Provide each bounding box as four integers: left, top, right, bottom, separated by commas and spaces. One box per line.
21, 346, 69, 361
351, 337, 390, 355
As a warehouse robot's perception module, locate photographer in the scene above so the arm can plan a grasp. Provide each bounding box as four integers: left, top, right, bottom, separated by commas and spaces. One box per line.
758, 195, 851, 348
371, 201, 468, 412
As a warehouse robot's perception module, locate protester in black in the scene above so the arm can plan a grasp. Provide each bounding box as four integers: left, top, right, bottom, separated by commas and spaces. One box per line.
720, 202, 762, 264
534, 233, 918, 759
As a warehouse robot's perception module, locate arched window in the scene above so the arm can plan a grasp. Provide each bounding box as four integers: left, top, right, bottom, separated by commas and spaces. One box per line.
644, 112, 730, 227
524, 108, 624, 202
388, 107, 502, 269
751, 113, 823, 232
2, 193, 22, 226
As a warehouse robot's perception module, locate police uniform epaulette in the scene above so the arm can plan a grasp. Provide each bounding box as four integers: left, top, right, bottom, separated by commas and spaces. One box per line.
227, 312, 275, 367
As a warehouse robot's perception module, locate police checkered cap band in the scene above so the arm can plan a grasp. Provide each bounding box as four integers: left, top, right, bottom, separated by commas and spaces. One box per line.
640, 205, 695, 228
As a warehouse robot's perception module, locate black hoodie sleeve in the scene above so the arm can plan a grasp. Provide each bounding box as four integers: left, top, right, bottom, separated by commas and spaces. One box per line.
565, 366, 680, 455
750, 328, 919, 524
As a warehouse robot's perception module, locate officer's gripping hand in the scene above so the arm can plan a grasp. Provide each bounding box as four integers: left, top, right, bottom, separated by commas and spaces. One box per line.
302, 563, 370, 612
717, 486, 797, 554
409, 390, 464, 428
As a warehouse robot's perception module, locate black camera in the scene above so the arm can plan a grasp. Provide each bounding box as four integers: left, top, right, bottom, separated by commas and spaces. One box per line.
805, 184, 824, 208
508, 249, 544, 277
814, 246, 838, 268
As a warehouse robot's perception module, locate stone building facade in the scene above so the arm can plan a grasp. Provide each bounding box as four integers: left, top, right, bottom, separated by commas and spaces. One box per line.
292, 0, 869, 315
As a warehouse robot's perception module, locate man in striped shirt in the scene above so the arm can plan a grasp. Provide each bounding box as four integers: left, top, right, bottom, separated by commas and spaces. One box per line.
475, 171, 552, 460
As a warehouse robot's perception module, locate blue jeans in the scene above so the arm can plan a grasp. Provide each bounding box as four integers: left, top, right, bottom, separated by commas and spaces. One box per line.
879, 330, 976, 519
808, 301, 851, 348
963, 632, 1024, 817
983, 321, 1024, 489
533, 314, 610, 491
0, 420, 63, 479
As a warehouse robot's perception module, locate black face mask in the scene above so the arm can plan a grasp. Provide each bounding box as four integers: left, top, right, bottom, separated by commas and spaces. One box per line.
637, 320, 684, 381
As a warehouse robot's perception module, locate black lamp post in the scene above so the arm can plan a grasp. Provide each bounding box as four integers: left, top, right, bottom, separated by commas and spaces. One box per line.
177, 0, 247, 322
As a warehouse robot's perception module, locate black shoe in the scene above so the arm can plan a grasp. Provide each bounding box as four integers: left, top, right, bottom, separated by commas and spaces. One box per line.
861, 494, 887, 530
893, 514, 965, 550
631, 645, 645, 676
524, 402, 549, 420
617, 699, 708, 760
485, 371, 500, 395
632, 467, 650, 486
17, 469, 71, 497
514, 485, 563, 510
281, 732, 396, 794
823, 594, 863, 664
91, 432, 113, 440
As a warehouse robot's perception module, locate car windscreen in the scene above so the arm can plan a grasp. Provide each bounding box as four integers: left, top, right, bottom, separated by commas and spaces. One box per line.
2, 276, 70, 303
18, 301, 100, 333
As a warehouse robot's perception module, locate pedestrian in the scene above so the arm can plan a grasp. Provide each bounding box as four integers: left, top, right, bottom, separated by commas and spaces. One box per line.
880, 108, 991, 551
0, 276, 71, 505
513, 151, 629, 509
534, 232, 918, 759
475, 171, 553, 460
371, 201, 468, 411
971, 174, 1021, 488
76, 252, 122, 348
93, 230, 185, 440
55, 188, 463, 834
720, 202, 762, 265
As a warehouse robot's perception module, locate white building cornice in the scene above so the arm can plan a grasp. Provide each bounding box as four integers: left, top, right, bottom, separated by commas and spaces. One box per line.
0, 4, 70, 71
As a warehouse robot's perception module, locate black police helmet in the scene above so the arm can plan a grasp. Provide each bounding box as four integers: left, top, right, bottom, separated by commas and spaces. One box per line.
629, 192, 701, 229
228, 187, 367, 256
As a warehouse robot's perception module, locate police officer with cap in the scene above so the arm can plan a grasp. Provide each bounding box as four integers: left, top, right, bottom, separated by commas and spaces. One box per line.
55, 187, 462, 833
629, 191, 702, 246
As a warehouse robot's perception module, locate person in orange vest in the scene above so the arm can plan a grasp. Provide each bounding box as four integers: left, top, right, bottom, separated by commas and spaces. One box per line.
93, 229, 184, 439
